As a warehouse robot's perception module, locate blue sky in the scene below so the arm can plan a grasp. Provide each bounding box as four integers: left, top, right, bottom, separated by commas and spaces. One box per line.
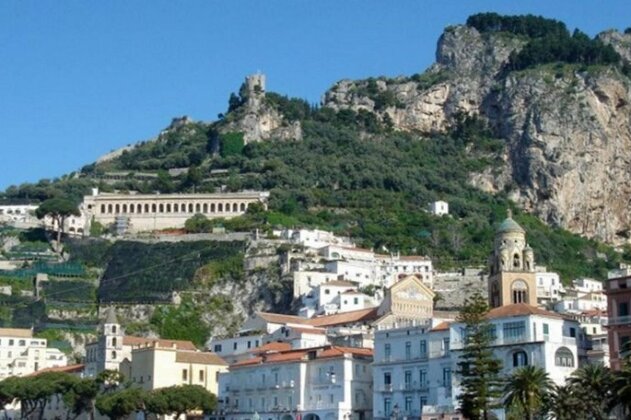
1, 1, 630, 190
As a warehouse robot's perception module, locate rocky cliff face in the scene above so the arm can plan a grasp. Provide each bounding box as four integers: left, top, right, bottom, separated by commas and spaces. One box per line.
323, 26, 631, 245
219, 74, 302, 144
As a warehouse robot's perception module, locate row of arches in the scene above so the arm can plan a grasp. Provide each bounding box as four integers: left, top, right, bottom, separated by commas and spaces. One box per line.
508, 347, 574, 368
99, 201, 251, 215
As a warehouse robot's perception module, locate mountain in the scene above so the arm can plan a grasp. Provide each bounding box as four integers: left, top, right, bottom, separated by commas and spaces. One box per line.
323, 14, 631, 246
3, 13, 631, 282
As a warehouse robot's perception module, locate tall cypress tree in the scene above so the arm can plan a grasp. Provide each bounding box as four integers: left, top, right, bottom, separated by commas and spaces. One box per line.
456, 292, 503, 420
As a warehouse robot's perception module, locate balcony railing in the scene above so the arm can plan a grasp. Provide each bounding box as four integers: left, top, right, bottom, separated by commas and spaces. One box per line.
604, 315, 631, 326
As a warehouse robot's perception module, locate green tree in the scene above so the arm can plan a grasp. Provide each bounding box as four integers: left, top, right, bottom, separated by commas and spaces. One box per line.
503, 366, 552, 420
567, 363, 614, 419
95, 387, 147, 420
146, 385, 217, 419
184, 214, 213, 233
613, 362, 631, 417
35, 197, 80, 251
547, 384, 586, 420
151, 170, 175, 193
456, 292, 503, 420
62, 377, 99, 420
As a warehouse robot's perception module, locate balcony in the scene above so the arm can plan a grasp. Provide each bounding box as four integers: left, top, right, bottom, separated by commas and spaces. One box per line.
604, 315, 631, 326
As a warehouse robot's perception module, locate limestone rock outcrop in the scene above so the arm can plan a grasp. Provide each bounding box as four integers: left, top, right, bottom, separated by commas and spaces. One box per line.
323, 25, 631, 245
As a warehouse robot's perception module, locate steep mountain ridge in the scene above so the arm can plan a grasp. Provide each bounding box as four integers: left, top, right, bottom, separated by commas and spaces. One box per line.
323, 22, 631, 245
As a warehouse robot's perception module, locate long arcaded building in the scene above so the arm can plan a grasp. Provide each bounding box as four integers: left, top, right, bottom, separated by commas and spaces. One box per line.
82, 189, 269, 233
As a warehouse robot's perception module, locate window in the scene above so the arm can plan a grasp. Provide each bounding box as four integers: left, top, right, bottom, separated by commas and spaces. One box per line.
442, 368, 451, 387
247, 341, 251, 349
404, 370, 412, 387
199, 370, 204, 382
384, 398, 392, 416
405, 341, 411, 360
419, 369, 427, 386
512, 350, 528, 367
420, 397, 427, 412
569, 327, 576, 338
112, 337, 117, 347
405, 396, 412, 412
384, 372, 392, 385
182, 369, 188, 381
111, 351, 116, 359
385, 343, 391, 359
214, 344, 222, 352
503, 321, 526, 342
555, 348, 574, 367
18, 340, 25, 346
112, 325, 117, 334
619, 302, 629, 317
511, 280, 528, 303
420, 340, 427, 357
354, 297, 359, 304
443, 337, 450, 351
543, 323, 549, 336
233, 342, 238, 350
325, 289, 330, 295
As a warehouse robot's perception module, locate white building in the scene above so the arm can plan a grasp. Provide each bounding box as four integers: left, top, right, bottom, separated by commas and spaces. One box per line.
572, 278, 603, 294
535, 270, 564, 303
375, 255, 433, 288
428, 201, 449, 216
0, 205, 38, 223
219, 345, 374, 420
279, 229, 355, 249
82, 189, 269, 233
373, 303, 582, 419
0, 328, 68, 379
554, 291, 607, 314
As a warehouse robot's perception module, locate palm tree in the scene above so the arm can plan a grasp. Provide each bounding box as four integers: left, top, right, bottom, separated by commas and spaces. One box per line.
503, 366, 553, 420
547, 384, 587, 420
567, 363, 614, 419
613, 364, 631, 418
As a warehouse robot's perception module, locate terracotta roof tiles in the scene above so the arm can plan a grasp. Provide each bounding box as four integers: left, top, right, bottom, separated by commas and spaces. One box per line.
307, 307, 379, 327
175, 351, 227, 365
486, 303, 562, 320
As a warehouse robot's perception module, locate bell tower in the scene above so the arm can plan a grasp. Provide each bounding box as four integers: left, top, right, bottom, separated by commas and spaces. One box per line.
488, 210, 537, 308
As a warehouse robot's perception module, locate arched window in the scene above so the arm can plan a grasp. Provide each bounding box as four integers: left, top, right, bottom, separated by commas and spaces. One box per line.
159, 204, 164, 213
173, 203, 179, 212
196, 203, 201, 213
145, 204, 150, 213
122, 204, 127, 213
555, 347, 574, 367
111, 350, 117, 360
512, 280, 528, 304
188, 203, 194, 213
152, 204, 157, 213
203, 203, 208, 213
112, 325, 117, 334
513, 253, 521, 269
166, 204, 171, 213
210, 203, 216, 212
101, 204, 106, 213
512, 350, 528, 367
218, 203, 223, 212
108, 204, 113, 214
240, 203, 246, 211
115, 204, 120, 213
232, 203, 238, 212
130, 204, 135, 213
112, 337, 117, 347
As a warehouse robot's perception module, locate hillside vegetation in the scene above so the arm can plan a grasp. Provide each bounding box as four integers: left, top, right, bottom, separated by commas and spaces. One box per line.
2, 13, 630, 285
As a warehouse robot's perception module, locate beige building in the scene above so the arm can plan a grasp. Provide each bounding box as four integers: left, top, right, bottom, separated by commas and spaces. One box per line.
82, 189, 269, 233
122, 341, 227, 395
488, 211, 537, 308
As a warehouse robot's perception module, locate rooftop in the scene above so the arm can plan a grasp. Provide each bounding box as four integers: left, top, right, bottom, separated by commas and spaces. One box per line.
29, 364, 85, 376
231, 345, 373, 368
123, 336, 198, 351
175, 351, 227, 365
486, 303, 562, 320
0, 328, 33, 338
308, 307, 379, 327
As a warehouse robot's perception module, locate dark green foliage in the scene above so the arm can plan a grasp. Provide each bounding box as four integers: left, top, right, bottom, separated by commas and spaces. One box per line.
566, 363, 615, 419
42, 280, 97, 303
184, 214, 214, 233
503, 366, 553, 420
456, 292, 503, 420
411, 70, 451, 91
624, 27, 631, 35
66, 238, 114, 267
150, 299, 210, 346
467, 13, 568, 38
96, 387, 147, 420
146, 385, 217, 418
219, 132, 245, 157
466, 13, 622, 71
265, 93, 313, 121
97, 240, 244, 302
